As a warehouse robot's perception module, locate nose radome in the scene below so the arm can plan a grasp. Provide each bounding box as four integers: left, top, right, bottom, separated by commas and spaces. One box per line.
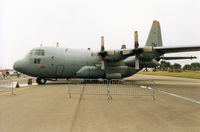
13, 60, 22, 72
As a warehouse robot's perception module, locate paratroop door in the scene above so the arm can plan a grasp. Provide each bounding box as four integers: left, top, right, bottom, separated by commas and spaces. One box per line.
55, 65, 64, 76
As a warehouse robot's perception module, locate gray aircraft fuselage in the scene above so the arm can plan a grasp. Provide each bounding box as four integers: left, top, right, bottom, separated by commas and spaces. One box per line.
13, 47, 139, 79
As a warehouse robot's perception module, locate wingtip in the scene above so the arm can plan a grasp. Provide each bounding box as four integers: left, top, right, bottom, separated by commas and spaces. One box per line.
153, 20, 160, 24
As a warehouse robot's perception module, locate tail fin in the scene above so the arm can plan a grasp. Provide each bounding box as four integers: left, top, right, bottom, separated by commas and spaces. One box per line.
145, 20, 163, 47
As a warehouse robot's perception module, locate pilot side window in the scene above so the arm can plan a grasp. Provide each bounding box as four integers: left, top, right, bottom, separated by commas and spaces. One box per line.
34, 59, 41, 64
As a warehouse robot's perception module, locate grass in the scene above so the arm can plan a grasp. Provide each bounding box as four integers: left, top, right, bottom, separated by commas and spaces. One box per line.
138, 71, 200, 79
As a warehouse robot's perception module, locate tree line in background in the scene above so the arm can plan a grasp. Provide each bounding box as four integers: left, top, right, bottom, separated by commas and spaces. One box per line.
159, 61, 200, 71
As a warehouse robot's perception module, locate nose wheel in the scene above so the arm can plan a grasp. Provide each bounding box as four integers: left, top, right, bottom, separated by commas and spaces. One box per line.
36, 77, 47, 85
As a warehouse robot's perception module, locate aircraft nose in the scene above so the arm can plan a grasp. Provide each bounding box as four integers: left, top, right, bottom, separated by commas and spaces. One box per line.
13, 60, 23, 72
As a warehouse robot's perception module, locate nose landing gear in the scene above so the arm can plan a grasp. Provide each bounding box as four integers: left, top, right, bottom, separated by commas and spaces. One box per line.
36, 77, 47, 85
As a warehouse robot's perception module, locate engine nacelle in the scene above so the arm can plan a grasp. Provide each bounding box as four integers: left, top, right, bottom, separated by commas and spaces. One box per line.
105, 51, 126, 61
143, 46, 153, 52
140, 59, 160, 67
106, 73, 122, 79
124, 57, 160, 68
76, 66, 104, 78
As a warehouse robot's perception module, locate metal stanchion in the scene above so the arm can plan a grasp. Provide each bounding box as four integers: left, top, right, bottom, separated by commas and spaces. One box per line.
68, 80, 72, 98
106, 80, 112, 100
152, 81, 155, 100
11, 79, 16, 95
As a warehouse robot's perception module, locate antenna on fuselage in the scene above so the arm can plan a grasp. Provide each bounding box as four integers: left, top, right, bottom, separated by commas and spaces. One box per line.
56, 42, 59, 47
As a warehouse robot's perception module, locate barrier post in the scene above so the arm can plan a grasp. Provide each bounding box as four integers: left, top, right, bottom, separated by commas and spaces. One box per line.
106, 80, 112, 100
68, 80, 71, 98
11, 79, 16, 95
152, 81, 155, 100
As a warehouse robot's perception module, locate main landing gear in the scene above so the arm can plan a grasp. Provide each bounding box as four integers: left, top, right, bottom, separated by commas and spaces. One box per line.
36, 77, 47, 85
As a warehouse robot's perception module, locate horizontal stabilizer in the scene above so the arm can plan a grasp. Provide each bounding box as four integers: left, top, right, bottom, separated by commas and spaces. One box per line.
160, 56, 197, 60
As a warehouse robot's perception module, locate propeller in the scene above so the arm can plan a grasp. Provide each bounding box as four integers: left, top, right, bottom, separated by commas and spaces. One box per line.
91, 36, 116, 70
100, 36, 105, 70
134, 31, 140, 70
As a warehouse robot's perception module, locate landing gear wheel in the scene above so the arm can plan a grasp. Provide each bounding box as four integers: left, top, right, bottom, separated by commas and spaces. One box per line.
36, 77, 47, 85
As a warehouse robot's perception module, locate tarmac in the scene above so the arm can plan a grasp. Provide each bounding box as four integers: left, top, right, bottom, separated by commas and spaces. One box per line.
0, 74, 200, 132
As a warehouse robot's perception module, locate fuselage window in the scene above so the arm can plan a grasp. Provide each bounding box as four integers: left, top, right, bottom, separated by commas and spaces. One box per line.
34, 59, 41, 64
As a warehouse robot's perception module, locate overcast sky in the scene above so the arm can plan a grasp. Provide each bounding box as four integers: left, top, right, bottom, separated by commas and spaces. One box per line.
1, 0, 200, 68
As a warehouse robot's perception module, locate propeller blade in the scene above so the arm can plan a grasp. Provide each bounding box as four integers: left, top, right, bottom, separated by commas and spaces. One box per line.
135, 58, 139, 70
101, 36, 105, 52
100, 60, 105, 70
134, 31, 139, 70
134, 31, 139, 49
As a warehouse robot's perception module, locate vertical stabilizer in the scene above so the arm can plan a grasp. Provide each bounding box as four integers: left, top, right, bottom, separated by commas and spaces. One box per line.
145, 20, 163, 47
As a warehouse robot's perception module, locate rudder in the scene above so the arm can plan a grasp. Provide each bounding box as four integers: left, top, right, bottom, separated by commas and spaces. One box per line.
145, 20, 163, 47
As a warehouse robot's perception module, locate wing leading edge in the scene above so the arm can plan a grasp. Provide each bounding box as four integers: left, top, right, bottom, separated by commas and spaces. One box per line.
155, 46, 200, 54
159, 56, 197, 60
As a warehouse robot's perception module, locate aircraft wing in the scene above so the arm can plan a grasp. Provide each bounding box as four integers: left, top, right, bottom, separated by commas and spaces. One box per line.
154, 46, 200, 54
159, 56, 197, 60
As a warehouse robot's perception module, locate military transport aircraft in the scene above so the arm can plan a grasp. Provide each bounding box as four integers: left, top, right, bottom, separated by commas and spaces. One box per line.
13, 20, 200, 84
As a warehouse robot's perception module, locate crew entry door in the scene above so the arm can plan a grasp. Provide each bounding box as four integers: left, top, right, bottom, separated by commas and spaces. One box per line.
55, 65, 64, 77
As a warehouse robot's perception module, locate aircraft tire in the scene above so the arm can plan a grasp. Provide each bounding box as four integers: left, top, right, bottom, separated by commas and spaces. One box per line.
36, 77, 46, 85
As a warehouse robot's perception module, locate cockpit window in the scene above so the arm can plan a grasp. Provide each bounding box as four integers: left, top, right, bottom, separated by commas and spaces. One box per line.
29, 50, 35, 55
34, 49, 45, 56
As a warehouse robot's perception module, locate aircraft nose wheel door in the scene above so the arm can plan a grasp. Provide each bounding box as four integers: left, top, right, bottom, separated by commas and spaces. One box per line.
55, 65, 64, 77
